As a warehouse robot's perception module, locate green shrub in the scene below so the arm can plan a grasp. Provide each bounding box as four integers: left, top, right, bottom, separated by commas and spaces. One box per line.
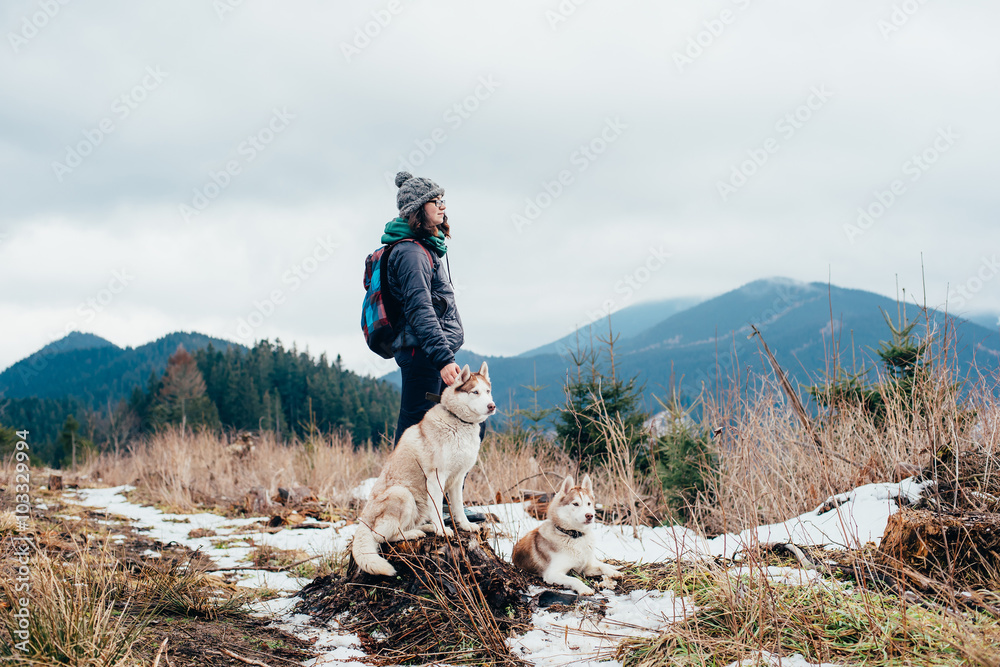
650, 394, 718, 522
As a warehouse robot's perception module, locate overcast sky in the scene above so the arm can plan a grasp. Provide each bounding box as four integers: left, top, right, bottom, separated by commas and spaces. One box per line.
2, 0, 999, 378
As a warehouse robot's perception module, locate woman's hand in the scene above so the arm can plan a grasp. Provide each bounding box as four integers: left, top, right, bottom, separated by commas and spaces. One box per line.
440, 363, 461, 385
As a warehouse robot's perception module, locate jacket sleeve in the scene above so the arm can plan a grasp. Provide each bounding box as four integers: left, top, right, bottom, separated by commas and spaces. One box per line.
389, 244, 456, 370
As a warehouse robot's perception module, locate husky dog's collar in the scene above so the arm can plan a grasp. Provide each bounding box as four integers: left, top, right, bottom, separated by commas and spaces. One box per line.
444, 406, 478, 425
555, 525, 584, 539
426, 392, 478, 425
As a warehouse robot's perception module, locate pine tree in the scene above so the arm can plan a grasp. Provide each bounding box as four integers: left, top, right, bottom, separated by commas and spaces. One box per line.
0, 422, 18, 457
650, 392, 717, 521
808, 306, 934, 428
556, 319, 649, 468
510, 362, 557, 437
151, 345, 220, 431
55, 414, 94, 469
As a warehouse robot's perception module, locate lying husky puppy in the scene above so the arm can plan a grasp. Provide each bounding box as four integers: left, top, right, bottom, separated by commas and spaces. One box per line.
352, 362, 495, 576
512, 474, 622, 595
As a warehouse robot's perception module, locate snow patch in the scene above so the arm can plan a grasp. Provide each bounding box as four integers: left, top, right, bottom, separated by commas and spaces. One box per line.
351, 477, 377, 501
702, 478, 934, 558
724, 651, 842, 667
509, 587, 692, 667
63, 474, 929, 667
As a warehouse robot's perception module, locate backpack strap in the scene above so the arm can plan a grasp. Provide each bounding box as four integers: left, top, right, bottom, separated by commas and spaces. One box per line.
402, 238, 435, 265
384, 238, 435, 276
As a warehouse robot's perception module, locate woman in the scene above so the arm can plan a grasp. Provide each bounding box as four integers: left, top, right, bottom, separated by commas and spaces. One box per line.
384, 171, 471, 446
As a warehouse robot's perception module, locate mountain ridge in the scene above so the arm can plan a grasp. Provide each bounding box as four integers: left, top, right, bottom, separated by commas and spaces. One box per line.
382, 277, 1000, 415
0, 331, 245, 408
517, 296, 704, 359
4, 278, 997, 420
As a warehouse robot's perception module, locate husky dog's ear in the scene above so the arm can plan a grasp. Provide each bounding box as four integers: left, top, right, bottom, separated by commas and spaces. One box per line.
478, 361, 490, 382
558, 475, 574, 496
453, 364, 472, 386
581, 474, 593, 495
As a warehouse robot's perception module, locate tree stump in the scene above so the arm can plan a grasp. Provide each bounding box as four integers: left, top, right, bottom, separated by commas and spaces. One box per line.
878, 508, 1000, 590
296, 532, 531, 665
243, 486, 271, 514
277, 485, 316, 506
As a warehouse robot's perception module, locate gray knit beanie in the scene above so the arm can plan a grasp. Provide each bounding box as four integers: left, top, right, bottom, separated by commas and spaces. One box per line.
395, 171, 444, 217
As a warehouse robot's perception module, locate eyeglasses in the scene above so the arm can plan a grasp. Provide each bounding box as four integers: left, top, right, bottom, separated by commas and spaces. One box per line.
429, 198, 446, 208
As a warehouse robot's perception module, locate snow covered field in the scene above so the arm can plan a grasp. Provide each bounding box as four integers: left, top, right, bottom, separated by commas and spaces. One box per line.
62, 478, 930, 667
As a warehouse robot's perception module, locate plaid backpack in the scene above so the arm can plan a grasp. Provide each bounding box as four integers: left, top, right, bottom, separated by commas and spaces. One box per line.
361, 239, 433, 359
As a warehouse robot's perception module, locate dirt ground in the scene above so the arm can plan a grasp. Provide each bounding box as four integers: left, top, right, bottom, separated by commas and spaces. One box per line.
0, 485, 317, 666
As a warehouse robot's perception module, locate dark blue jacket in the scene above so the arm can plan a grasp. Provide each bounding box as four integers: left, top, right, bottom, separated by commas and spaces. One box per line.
387, 241, 464, 370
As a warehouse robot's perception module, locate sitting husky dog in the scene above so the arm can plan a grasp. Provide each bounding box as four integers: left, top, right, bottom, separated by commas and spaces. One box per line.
512, 474, 622, 595
352, 362, 495, 576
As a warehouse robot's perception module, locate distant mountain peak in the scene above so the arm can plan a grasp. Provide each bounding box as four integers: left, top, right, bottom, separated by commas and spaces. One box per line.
0, 331, 246, 405
37, 331, 117, 356
738, 277, 817, 296
517, 295, 703, 359
762, 276, 807, 285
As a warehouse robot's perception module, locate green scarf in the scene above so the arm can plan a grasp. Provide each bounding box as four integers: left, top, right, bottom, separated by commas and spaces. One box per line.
380, 218, 447, 257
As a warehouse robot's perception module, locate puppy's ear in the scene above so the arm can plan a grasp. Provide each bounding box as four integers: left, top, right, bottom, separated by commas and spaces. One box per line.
581, 474, 593, 494
453, 364, 472, 386
479, 361, 489, 382
559, 475, 574, 496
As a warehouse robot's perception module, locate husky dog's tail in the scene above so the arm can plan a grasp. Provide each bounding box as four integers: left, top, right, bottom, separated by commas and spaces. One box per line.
351, 522, 396, 576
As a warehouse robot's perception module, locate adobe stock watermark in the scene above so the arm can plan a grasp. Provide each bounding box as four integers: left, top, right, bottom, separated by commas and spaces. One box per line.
877, 0, 930, 40
359, 355, 399, 381
178, 107, 295, 223
511, 116, 627, 233
52, 66, 168, 182
574, 245, 673, 331
690, 284, 803, 387
233, 235, 339, 342
948, 255, 1000, 311
545, 0, 588, 30
15, 269, 134, 387
7, 0, 72, 54
74, 268, 134, 325
673, 0, 755, 73
213, 0, 245, 21
383, 75, 500, 186
717, 85, 834, 202
11, 429, 32, 654
341, 0, 407, 63
843, 126, 958, 244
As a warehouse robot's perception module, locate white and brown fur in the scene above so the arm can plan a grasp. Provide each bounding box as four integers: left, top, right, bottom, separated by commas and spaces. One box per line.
351, 361, 495, 576
512, 474, 621, 595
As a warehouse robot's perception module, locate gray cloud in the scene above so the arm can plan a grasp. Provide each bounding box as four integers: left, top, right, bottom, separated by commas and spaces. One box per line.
2, 0, 998, 374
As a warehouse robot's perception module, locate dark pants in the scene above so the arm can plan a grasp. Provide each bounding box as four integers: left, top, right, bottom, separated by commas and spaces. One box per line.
393, 347, 486, 447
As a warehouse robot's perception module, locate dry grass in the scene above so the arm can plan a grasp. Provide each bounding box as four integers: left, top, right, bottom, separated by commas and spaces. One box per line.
470, 430, 576, 503
0, 539, 152, 666
141, 559, 252, 619
78, 424, 611, 518
66, 356, 1000, 542
693, 360, 1000, 535
616, 559, 1000, 667
578, 397, 668, 533
0, 501, 310, 666
80, 426, 387, 511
